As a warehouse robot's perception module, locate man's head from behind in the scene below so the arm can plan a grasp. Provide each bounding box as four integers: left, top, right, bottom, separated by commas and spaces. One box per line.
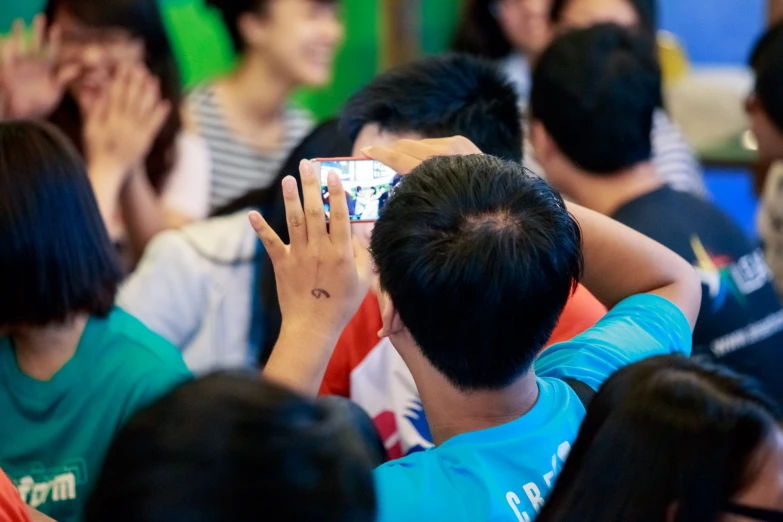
341, 54, 523, 163
530, 24, 661, 195
370, 154, 582, 390
748, 22, 783, 163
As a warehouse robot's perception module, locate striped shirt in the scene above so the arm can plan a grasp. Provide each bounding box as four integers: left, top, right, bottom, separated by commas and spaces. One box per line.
186, 84, 314, 211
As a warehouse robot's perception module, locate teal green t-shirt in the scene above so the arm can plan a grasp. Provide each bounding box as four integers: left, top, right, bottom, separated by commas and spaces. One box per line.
0, 308, 193, 522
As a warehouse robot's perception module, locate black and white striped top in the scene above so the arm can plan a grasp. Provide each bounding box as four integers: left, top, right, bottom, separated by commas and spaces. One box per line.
186, 84, 314, 211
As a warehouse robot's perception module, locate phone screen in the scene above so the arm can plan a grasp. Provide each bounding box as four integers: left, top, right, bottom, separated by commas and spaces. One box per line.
316, 159, 401, 221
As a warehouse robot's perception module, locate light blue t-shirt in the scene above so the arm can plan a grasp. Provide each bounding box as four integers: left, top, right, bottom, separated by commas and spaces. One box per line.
374, 294, 692, 522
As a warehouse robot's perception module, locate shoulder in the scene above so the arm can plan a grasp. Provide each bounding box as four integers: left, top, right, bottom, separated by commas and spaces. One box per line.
104, 308, 190, 372
374, 453, 442, 520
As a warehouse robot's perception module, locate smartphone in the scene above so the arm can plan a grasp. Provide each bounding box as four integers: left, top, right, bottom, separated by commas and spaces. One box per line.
312, 157, 402, 222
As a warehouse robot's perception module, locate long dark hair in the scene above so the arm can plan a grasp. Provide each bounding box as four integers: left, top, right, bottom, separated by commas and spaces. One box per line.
452, 0, 514, 59
45, 0, 182, 193
0, 121, 121, 327
212, 119, 353, 364
536, 355, 780, 522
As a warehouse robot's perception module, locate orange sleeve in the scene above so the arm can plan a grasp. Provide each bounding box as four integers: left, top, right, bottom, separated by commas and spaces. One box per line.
319, 292, 383, 397
545, 283, 607, 347
0, 469, 31, 522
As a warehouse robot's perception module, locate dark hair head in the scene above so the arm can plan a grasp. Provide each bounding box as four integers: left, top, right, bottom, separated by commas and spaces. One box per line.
452, 0, 513, 59
530, 24, 660, 173
536, 355, 781, 522
749, 21, 783, 132
45, 0, 182, 193
0, 121, 121, 327
84, 371, 377, 522
370, 154, 582, 390
206, 0, 339, 53
550, 0, 658, 34
341, 54, 523, 163
212, 119, 353, 365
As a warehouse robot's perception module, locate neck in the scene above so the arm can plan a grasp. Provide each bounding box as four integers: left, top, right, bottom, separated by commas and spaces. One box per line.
11, 314, 89, 381
568, 162, 664, 216
224, 54, 296, 122
403, 345, 540, 444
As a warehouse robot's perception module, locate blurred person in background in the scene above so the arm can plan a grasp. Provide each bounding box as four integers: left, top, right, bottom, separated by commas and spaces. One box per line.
748, 22, 783, 300
84, 372, 377, 522
0, 121, 191, 522
0, 0, 212, 263
188, 0, 343, 211
118, 120, 354, 374
531, 24, 783, 405
535, 355, 783, 522
453, 0, 705, 197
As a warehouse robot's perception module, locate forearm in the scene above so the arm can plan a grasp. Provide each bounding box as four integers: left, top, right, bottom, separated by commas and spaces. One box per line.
263, 323, 342, 397
568, 202, 701, 328
120, 167, 167, 261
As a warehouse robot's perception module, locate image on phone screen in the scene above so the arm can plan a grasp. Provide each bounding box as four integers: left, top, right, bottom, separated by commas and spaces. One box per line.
316, 159, 401, 221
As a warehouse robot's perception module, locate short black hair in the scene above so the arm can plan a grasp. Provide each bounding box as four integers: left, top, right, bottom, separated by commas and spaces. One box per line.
85, 372, 377, 522
206, 0, 338, 53
341, 54, 523, 163
530, 24, 661, 173
536, 355, 780, 522
370, 155, 582, 390
0, 121, 121, 327
550, 0, 658, 34
749, 21, 783, 132
452, 0, 514, 59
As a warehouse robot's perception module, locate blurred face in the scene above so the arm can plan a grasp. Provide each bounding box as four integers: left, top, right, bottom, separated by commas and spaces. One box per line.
245, 0, 344, 87
495, 0, 553, 56
746, 92, 783, 163
53, 8, 145, 113
556, 0, 639, 32
720, 427, 783, 522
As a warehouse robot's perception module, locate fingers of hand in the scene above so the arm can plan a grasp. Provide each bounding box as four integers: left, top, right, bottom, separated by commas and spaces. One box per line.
125, 66, 147, 115
249, 211, 286, 263
353, 236, 373, 285
30, 14, 45, 56
419, 136, 483, 155
360, 146, 421, 175
299, 160, 328, 244
10, 20, 24, 57
325, 168, 351, 251
47, 24, 62, 62
282, 175, 307, 250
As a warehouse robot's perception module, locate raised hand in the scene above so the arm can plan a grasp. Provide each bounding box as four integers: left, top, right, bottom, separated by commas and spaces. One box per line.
360, 135, 484, 174
249, 160, 372, 395
84, 64, 171, 179
0, 15, 79, 119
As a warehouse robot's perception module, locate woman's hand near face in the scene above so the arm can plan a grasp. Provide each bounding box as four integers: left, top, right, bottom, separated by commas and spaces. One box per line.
84, 64, 171, 181
0, 15, 79, 120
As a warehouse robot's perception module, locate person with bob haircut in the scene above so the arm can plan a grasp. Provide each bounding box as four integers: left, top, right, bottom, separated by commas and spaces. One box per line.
452, 0, 704, 197
248, 132, 701, 520
187, 0, 343, 211
535, 354, 783, 522
0, 0, 212, 262
530, 24, 783, 406
0, 121, 191, 522
84, 371, 377, 522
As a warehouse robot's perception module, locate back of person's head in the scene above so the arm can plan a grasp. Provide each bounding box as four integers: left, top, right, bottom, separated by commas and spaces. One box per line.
550, 0, 657, 34
749, 21, 783, 133
84, 372, 376, 522
341, 54, 523, 162
212, 119, 353, 365
536, 355, 782, 522
0, 121, 121, 328
531, 24, 660, 174
45, 0, 182, 192
370, 154, 582, 390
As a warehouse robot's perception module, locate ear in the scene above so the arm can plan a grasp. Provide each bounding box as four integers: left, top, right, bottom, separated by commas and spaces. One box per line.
377, 289, 405, 339
530, 120, 556, 167
238, 11, 269, 49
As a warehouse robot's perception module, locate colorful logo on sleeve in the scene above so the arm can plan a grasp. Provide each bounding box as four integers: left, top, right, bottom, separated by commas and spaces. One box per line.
691, 236, 771, 312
